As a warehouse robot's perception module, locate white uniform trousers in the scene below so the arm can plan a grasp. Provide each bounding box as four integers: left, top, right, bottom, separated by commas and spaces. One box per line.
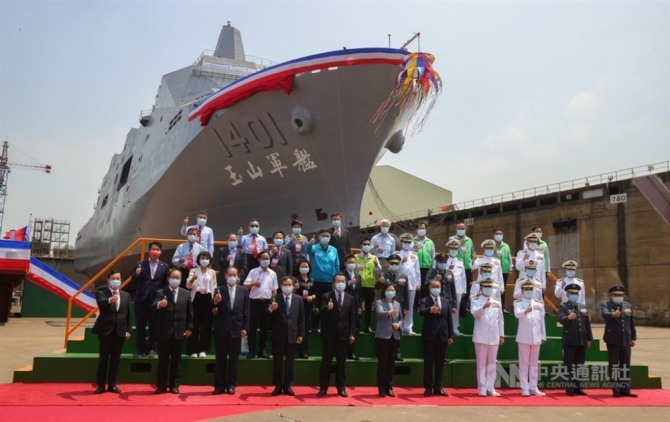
403, 290, 417, 333
474, 342, 499, 392
452, 297, 462, 332
518, 343, 541, 393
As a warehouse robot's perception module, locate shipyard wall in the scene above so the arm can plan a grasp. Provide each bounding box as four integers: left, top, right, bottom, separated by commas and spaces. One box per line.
401, 172, 670, 325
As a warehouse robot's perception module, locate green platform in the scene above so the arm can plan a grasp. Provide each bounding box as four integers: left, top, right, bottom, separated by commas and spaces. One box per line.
14, 314, 662, 389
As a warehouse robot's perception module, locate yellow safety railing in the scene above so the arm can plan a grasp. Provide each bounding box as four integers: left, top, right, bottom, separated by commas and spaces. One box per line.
64, 237, 228, 347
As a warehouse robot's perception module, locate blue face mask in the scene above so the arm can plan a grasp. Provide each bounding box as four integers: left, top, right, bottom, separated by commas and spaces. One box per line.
292, 227, 301, 235
482, 287, 493, 296
380, 226, 390, 234
456, 229, 465, 237
332, 220, 341, 228
362, 245, 371, 253
109, 279, 121, 290
417, 229, 426, 237
449, 249, 458, 258
281, 286, 293, 296
274, 238, 284, 247
385, 291, 396, 299
480, 272, 492, 279
260, 259, 270, 268
320, 236, 330, 245
568, 294, 579, 303
299, 267, 310, 275
228, 241, 237, 249
197, 218, 207, 226
437, 263, 448, 271
494, 234, 503, 242
250, 226, 259, 235
430, 288, 441, 297
566, 270, 576, 278
484, 249, 494, 257
526, 269, 537, 277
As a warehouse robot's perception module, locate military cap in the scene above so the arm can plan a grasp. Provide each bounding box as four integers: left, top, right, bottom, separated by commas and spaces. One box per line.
525, 260, 537, 270
562, 260, 578, 269
479, 278, 494, 288
399, 233, 414, 242
480, 262, 493, 271
520, 279, 535, 289
564, 283, 581, 293
388, 254, 401, 264
434, 253, 448, 262
608, 285, 625, 295
446, 239, 460, 248
524, 233, 540, 242
481, 239, 496, 249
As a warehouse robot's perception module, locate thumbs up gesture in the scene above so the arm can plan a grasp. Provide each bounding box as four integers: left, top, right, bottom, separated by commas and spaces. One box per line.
613, 307, 621, 318
135, 265, 141, 276
159, 295, 168, 309
183, 216, 189, 226
431, 303, 440, 314
109, 293, 119, 304
568, 310, 577, 320
214, 291, 222, 305
327, 298, 334, 311
389, 307, 397, 317
309, 236, 316, 245
269, 297, 278, 312
525, 304, 532, 314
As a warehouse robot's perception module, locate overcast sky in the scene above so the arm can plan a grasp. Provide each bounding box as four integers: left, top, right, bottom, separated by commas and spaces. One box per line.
1, 0, 668, 240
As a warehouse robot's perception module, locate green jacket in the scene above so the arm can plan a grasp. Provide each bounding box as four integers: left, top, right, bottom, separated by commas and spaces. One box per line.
413, 236, 435, 269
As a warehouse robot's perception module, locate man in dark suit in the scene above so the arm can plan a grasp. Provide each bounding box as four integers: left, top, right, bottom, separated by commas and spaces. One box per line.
329, 213, 351, 271
317, 273, 356, 398
212, 267, 249, 395
133, 241, 169, 358
601, 285, 637, 398
268, 276, 305, 396
343, 254, 362, 360
418, 279, 454, 397
216, 233, 248, 286
153, 268, 193, 394
557, 283, 593, 396
92, 270, 132, 394
269, 231, 294, 278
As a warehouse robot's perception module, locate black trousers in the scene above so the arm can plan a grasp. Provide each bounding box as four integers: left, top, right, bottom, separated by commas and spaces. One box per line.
319, 336, 348, 389
563, 344, 587, 392
188, 292, 213, 355
248, 299, 270, 355
272, 340, 297, 388
298, 301, 313, 354
313, 282, 332, 331
157, 337, 183, 389
419, 268, 430, 300
376, 337, 399, 391
423, 339, 448, 389
214, 334, 241, 389
607, 345, 632, 393
134, 299, 157, 354
361, 287, 376, 330
96, 333, 124, 388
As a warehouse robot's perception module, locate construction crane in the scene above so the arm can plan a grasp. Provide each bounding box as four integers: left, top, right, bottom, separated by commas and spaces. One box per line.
0, 140, 52, 233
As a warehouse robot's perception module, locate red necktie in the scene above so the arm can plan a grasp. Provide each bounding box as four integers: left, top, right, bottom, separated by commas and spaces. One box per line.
251, 235, 258, 258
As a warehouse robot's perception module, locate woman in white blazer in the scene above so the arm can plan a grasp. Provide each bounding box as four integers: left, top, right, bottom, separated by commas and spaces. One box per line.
186, 251, 218, 358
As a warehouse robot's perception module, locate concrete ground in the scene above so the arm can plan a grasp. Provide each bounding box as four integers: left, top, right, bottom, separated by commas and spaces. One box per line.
0, 318, 667, 420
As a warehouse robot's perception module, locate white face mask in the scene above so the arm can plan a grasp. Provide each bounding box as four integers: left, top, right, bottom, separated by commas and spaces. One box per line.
281, 286, 294, 295
334, 282, 346, 292
389, 264, 400, 272
260, 259, 270, 268
299, 267, 310, 275
228, 240, 238, 248
449, 249, 458, 258
187, 234, 197, 243
292, 227, 301, 234
197, 218, 207, 226
612, 296, 624, 304
226, 277, 237, 286
380, 226, 390, 234
199, 259, 210, 267
346, 263, 356, 272
523, 290, 533, 300
534, 232, 543, 239
528, 243, 538, 251
169, 278, 181, 288
402, 242, 412, 251
417, 229, 426, 237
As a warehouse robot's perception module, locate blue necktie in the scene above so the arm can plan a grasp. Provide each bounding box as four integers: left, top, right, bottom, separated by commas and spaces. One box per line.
285, 296, 290, 314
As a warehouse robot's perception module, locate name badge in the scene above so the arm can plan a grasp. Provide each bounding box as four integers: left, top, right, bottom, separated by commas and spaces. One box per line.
295, 243, 302, 253
271, 258, 279, 268
580, 308, 587, 315
624, 308, 632, 315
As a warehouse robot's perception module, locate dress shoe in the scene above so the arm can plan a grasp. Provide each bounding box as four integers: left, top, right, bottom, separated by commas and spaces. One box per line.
107, 385, 121, 394
258, 350, 270, 359
395, 353, 404, 362
478, 389, 487, 397
271, 386, 282, 396
170, 387, 179, 394
246, 354, 255, 359
228, 386, 236, 395
190, 353, 198, 358
132, 351, 144, 358
613, 390, 621, 397
94, 386, 105, 394
317, 388, 327, 397
530, 389, 546, 397
575, 389, 587, 396
434, 388, 448, 397
521, 391, 530, 397
147, 350, 157, 358
566, 389, 575, 396
423, 388, 433, 397
337, 388, 348, 398
198, 352, 207, 358
378, 390, 386, 398
213, 388, 226, 395
366, 327, 375, 335
386, 389, 395, 397
298, 352, 309, 359
154, 388, 167, 394
348, 352, 359, 361
284, 387, 295, 396
487, 389, 501, 397
622, 391, 638, 398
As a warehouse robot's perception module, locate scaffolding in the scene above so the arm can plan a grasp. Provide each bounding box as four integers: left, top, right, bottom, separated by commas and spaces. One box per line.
31, 218, 71, 259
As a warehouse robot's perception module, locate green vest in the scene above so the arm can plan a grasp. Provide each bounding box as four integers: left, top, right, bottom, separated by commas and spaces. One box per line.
355, 253, 378, 288
414, 237, 435, 269
449, 235, 473, 269
495, 242, 511, 273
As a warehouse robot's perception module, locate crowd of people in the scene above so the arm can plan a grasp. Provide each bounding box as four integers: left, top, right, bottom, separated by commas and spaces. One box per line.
91, 211, 638, 399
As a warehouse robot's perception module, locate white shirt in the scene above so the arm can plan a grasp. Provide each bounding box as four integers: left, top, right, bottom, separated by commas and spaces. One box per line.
109, 287, 120, 310
397, 250, 421, 290
446, 257, 466, 294
180, 224, 214, 255
515, 249, 547, 288
470, 280, 502, 301
472, 256, 504, 285
514, 298, 546, 345
172, 241, 206, 269
370, 233, 395, 259
186, 267, 218, 302
244, 267, 278, 299
228, 286, 236, 309
471, 295, 504, 345
554, 277, 586, 305
513, 277, 543, 301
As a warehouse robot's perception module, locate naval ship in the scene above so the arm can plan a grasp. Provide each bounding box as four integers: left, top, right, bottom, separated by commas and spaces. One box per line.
74, 23, 439, 276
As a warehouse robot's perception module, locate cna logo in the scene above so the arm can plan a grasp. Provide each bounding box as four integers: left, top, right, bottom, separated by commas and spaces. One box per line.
494, 363, 630, 388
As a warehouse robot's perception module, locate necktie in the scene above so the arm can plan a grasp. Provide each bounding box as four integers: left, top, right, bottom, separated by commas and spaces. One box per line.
434, 296, 440, 309
113, 290, 119, 311
173, 288, 178, 303
229, 288, 235, 310
335, 228, 340, 237
338, 293, 343, 310
197, 226, 202, 242
285, 296, 290, 314
251, 235, 258, 258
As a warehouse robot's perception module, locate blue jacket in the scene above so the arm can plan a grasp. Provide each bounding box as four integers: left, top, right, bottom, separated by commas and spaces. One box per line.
306, 243, 340, 283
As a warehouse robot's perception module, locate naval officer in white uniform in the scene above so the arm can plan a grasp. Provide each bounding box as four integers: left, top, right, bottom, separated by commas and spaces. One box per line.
445, 240, 466, 334
553, 260, 585, 305
512, 260, 543, 302
514, 280, 547, 397
515, 233, 547, 290
471, 278, 504, 397
470, 262, 502, 301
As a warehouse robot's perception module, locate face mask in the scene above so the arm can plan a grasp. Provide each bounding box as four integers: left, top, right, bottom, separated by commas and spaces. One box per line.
281, 286, 293, 295
250, 226, 259, 235
346, 263, 356, 272
568, 294, 579, 303
526, 269, 537, 277
187, 234, 197, 243
494, 234, 503, 242
482, 287, 493, 296
334, 282, 346, 293
149, 250, 161, 260
402, 242, 412, 251
430, 288, 441, 297
480, 272, 492, 279
169, 278, 181, 288
456, 229, 465, 237
380, 226, 390, 234
389, 264, 400, 272
197, 218, 207, 226
417, 229, 426, 237
228, 240, 237, 249
528, 243, 538, 251
535, 232, 543, 239
332, 220, 341, 228
523, 290, 533, 300
299, 267, 310, 275
612, 296, 624, 304
437, 263, 448, 271
292, 227, 301, 235
362, 245, 371, 253
449, 249, 458, 258
274, 238, 284, 247
566, 270, 576, 278
484, 249, 494, 257
260, 259, 270, 268
109, 279, 121, 290
199, 259, 210, 267
320, 236, 330, 245
226, 277, 237, 286
385, 291, 396, 299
